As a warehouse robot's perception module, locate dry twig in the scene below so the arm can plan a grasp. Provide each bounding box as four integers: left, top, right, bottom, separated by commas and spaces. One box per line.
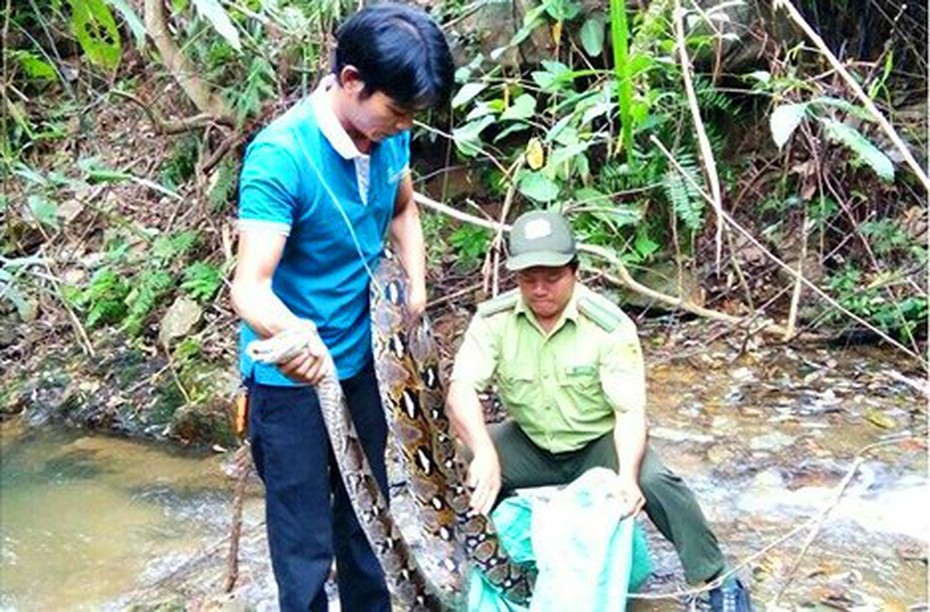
224, 444, 253, 593
672, 0, 726, 269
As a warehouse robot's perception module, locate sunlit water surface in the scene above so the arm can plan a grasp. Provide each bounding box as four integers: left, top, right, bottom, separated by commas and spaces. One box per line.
0, 424, 236, 610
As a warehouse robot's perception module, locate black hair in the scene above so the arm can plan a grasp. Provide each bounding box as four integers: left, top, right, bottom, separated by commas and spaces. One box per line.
334, 3, 454, 111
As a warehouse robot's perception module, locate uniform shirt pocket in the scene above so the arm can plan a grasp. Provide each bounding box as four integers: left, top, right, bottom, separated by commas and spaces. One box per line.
558, 363, 601, 394
497, 361, 538, 412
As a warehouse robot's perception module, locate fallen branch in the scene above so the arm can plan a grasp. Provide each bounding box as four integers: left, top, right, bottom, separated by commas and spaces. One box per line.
111, 89, 224, 134
144, 0, 235, 124
224, 444, 253, 593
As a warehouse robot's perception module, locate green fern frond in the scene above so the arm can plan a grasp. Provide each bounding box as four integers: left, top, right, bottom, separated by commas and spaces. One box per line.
819, 117, 895, 182
181, 261, 223, 302
83, 268, 130, 327
153, 231, 200, 263
694, 78, 734, 113
662, 151, 704, 232
123, 269, 174, 335
232, 56, 277, 126
208, 158, 238, 212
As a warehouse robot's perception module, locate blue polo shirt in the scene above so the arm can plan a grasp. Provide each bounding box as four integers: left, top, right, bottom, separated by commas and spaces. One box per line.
237, 90, 410, 384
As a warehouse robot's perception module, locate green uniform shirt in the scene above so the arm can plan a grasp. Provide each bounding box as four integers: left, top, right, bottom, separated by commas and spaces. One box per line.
450, 283, 646, 453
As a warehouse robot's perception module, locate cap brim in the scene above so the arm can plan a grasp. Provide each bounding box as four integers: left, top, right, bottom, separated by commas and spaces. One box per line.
506, 251, 574, 271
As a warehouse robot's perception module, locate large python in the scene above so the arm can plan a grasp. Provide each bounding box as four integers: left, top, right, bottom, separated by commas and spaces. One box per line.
247, 251, 535, 610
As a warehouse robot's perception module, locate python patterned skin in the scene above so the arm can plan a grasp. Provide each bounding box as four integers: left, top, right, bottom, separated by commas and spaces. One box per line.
247, 252, 536, 609
246, 327, 443, 611
370, 252, 536, 605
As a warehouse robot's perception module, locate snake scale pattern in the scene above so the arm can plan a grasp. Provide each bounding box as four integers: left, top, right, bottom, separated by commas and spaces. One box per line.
247, 251, 535, 610
371, 252, 536, 606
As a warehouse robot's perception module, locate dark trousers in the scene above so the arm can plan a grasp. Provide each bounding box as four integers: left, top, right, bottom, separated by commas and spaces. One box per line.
247, 362, 391, 612
491, 421, 726, 584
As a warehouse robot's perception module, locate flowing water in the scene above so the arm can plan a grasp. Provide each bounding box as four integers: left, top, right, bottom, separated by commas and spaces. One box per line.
0, 424, 267, 610
0, 339, 926, 610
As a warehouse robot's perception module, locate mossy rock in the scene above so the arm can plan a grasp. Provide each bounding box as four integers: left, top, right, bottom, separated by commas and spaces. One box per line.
0, 377, 26, 417
169, 399, 237, 447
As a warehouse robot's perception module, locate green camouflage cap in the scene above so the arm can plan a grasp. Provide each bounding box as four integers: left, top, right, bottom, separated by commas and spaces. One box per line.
506, 210, 576, 271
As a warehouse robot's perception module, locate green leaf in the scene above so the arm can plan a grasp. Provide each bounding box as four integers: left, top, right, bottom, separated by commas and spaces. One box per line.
769, 103, 808, 149
547, 142, 590, 170
745, 70, 771, 84
553, 126, 579, 147
546, 114, 574, 144
12, 51, 57, 80
28, 195, 59, 229
452, 116, 495, 157
191, 0, 241, 51
106, 0, 147, 48
609, 0, 634, 165
531, 70, 556, 91
538, 61, 574, 93
581, 100, 613, 127
518, 172, 561, 202
13, 164, 48, 186
810, 97, 874, 123
627, 53, 654, 78
545, 0, 582, 21
579, 15, 605, 56
465, 101, 498, 122
451, 82, 487, 109
819, 117, 895, 182
500, 94, 536, 121
79, 158, 183, 200
633, 225, 659, 260
498, 2, 548, 59
68, 0, 122, 72
574, 186, 608, 205
492, 123, 530, 143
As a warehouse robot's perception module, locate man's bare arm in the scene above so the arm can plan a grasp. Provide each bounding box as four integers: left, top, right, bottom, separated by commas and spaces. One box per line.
231, 231, 328, 383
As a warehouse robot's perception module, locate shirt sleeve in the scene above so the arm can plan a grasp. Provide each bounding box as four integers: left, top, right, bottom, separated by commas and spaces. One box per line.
598, 318, 646, 414
237, 139, 301, 235
450, 314, 499, 391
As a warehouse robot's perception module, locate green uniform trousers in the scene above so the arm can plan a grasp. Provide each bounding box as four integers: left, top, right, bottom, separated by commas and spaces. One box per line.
491, 421, 726, 584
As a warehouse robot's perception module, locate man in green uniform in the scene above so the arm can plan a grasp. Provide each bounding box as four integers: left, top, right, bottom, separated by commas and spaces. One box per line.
446, 210, 751, 611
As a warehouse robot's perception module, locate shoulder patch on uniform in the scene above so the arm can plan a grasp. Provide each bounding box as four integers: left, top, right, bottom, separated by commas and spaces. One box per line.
578, 291, 625, 332
477, 289, 520, 318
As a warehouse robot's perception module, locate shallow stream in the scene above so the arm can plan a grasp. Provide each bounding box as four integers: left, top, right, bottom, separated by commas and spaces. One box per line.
1, 339, 926, 610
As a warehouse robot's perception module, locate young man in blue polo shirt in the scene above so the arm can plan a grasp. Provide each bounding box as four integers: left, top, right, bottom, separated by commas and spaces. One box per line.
230, 5, 453, 610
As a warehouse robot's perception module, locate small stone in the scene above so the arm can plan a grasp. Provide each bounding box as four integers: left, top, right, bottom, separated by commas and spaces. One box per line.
158, 296, 202, 347
749, 431, 796, 452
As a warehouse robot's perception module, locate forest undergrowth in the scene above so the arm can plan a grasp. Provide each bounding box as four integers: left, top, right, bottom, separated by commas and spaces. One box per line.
2, 0, 927, 441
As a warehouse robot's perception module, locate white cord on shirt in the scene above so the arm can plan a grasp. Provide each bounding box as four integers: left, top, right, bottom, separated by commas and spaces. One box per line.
292, 128, 383, 298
